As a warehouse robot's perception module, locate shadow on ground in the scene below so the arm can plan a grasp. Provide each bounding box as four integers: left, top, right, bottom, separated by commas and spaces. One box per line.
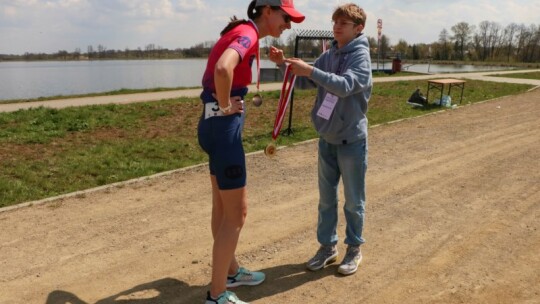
45, 263, 337, 303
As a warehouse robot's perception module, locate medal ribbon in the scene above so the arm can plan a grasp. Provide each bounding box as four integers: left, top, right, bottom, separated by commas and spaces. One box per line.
256, 44, 260, 90
272, 64, 296, 140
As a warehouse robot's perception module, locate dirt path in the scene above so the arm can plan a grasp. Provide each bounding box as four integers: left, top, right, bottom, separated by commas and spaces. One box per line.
1, 89, 539, 304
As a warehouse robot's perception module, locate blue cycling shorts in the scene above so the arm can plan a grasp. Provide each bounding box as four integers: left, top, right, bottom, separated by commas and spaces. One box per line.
197, 89, 247, 190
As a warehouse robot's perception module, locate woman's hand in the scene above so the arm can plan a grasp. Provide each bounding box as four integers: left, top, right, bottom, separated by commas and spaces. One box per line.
268, 46, 285, 65
228, 96, 244, 115
212, 93, 244, 115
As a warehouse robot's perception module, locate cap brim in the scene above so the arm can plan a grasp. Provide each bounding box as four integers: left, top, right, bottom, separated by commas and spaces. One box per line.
281, 7, 305, 23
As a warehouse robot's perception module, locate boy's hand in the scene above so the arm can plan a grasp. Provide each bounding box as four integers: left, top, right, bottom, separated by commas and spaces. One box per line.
285, 58, 314, 77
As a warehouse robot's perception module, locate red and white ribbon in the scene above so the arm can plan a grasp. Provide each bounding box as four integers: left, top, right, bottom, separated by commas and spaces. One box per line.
256, 44, 260, 90
272, 64, 296, 140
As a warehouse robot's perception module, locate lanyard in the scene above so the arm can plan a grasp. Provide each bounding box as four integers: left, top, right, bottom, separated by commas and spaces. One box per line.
272, 64, 296, 140
256, 44, 260, 90
334, 53, 348, 76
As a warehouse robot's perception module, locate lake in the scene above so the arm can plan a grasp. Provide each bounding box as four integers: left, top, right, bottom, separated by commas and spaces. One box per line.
0, 59, 513, 101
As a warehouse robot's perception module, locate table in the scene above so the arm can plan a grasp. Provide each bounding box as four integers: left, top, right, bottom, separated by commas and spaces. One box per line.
426, 78, 466, 105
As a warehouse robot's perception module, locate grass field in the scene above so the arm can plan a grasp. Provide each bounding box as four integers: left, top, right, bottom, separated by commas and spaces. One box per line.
491, 71, 540, 80
0, 77, 536, 208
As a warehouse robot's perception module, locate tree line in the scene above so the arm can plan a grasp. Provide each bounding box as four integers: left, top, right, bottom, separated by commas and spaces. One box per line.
392, 21, 540, 63
0, 41, 215, 61
283, 20, 539, 64
1, 20, 538, 64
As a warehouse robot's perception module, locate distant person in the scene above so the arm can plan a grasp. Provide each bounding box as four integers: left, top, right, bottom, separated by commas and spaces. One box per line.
285, 3, 372, 275
197, 1, 304, 303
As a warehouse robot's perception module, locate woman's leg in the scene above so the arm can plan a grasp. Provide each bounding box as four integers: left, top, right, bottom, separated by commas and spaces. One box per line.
210, 175, 240, 275
209, 178, 247, 298
204, 113, 248, 297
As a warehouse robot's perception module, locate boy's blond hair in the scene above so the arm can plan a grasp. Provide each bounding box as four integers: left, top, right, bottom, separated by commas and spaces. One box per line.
332, 3, 366, 27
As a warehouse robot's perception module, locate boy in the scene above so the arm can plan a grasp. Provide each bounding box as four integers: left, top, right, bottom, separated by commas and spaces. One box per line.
285, 3, 372, 275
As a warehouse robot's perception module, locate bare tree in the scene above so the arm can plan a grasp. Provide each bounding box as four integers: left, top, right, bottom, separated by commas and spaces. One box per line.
527, 24, 540, 62
488, 22, 503, 60
515, 24, 531, 61
262, 36, 285, 56
145, 44, 155, 57
57, 50, 68, 60
471, 33, 481, 61
438, 28, 451, 60
379, 34, 390, 60
368, 36, 377, 57
87, 45, 94, 59
97, 44, 106, 58
286, 34, 296, 57
477, 21, 491, 60
73, 48, 81, 60
451, 22, 474, 60
502, 23, 519, 62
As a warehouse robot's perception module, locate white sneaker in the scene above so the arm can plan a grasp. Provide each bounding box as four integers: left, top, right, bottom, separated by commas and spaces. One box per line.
337, 246, 362, 275
306, 245, 338, 271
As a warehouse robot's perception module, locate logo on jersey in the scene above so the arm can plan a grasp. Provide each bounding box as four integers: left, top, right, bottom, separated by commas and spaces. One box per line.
237, 36, 252, 49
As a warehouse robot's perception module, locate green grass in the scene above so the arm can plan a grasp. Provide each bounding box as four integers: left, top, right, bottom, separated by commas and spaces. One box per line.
0, 79, 534, 208
0, 87, 200, 105
372, 71, 420, 77
490, 71, 540, 80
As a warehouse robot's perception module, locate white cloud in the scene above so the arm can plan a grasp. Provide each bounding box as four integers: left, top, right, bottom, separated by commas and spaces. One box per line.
2, 5, 17, 17
177, 0, 207, 11
0, 0, 538, 54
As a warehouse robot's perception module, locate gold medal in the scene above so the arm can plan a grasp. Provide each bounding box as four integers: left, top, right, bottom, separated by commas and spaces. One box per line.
264, 142, 277, 158
252, 93, 263, 107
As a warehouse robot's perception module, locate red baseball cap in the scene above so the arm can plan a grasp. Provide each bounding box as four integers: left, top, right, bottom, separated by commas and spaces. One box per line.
256, 0, 305, 23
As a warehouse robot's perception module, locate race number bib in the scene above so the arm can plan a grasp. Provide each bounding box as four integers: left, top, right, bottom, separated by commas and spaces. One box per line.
204, 102, 224, 119
316, 93, 339, 120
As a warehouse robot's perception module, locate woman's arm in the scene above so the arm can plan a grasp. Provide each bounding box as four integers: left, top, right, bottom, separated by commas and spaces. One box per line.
214, 48, 242, 113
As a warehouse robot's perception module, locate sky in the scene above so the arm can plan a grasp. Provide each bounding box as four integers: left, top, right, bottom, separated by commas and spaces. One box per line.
1, 0, 538, 55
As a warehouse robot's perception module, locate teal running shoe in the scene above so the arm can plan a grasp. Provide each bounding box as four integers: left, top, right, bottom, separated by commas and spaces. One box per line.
226, 267, 265, 288
205, 290, 248, 304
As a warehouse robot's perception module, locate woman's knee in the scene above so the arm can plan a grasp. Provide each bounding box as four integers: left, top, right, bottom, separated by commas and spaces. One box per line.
223, 211, 247, 230
220, 187, 247, 225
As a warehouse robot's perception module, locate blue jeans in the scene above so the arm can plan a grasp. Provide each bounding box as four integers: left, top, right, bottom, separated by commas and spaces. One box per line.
317, 137, 368, 247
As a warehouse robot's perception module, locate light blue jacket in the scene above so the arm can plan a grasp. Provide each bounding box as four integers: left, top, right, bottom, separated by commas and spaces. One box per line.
309, 34, 372, 145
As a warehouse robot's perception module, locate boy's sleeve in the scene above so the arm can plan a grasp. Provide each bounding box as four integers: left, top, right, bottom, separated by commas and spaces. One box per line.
310, 50, 371, 97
